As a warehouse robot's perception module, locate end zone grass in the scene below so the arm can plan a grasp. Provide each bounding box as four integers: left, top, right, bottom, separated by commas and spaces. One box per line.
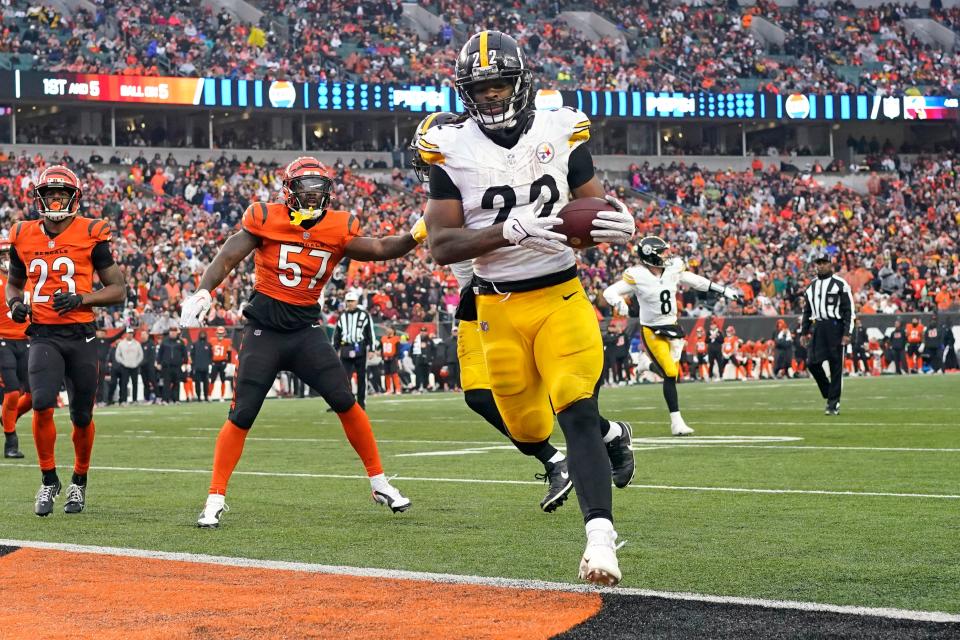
0, 375, 957, 614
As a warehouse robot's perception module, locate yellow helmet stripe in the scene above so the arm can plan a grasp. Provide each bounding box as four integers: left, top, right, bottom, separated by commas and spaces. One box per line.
479, 30, 489, 67
418, 112, 441, 136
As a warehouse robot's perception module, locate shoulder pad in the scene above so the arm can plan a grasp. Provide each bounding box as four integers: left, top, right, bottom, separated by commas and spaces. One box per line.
86, 218, 113, 242
241, 202, 272, 234
665, 257, 686, 273
622, 266, 647, 286
546, 107, 591, 147
417, 124, 459, 166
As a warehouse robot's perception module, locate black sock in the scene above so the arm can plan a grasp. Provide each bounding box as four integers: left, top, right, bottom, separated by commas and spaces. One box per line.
598, 415, 613, 438
4, 431, 16, 442
557, 397, 612, 524
42, 468, 59, 486
663, 376, 680, 413
72, 472, 87, 487
513, 438, 559, 465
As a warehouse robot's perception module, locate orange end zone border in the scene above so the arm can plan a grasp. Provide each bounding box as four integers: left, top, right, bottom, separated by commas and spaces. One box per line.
0, 547, 601, 640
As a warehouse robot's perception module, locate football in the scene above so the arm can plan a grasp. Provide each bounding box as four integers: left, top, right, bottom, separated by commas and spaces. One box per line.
555, 197, 616, 249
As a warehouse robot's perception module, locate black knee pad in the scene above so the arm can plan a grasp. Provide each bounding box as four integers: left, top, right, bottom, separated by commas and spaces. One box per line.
70, 407, 93, 429
327, 391, 356, 414
227, 405, 256, 430
31, 388, 59, 412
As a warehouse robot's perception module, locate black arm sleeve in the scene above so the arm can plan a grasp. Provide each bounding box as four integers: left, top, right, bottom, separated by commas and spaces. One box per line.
428, 166, 462, 200
91, 242, 116, 270
9, 247, 26, 280
567, 143, 595, 190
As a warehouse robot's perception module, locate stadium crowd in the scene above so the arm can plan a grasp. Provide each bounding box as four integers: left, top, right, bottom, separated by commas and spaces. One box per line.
2, 0, 959, 95
0, 147, 957, 335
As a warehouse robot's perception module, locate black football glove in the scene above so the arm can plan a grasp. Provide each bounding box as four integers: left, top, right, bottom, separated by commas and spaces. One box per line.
8, 299, 30, 323
52, 291, 85, 315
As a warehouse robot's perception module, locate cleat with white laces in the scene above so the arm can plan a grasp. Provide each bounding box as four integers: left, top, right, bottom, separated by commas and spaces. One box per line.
63, 483, 86, 514
578, 524, 623, 586
197, 493, 228, 528
371, 479, 411, 513
536, 458, 574, 513
34, 481, 62, 517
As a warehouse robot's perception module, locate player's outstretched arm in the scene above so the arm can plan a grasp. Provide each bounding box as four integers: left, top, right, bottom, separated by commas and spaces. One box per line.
198, 230, 259, 293
343, 231, 419, 262
680, 272, 742, 301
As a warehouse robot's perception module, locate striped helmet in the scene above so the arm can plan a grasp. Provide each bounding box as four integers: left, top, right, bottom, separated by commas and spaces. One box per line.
34, 165, 82, 221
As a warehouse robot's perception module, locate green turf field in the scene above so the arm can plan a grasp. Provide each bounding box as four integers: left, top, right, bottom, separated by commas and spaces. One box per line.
1, 375, 958, 613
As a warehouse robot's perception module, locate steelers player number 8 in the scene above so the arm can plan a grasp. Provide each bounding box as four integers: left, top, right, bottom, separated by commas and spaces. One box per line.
29, 257, 77, 302
483, 175, 560, 224
660, 290, 672, 315
277, 243, 331, 289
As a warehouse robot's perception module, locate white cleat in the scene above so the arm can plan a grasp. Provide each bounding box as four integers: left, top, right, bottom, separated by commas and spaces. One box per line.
197, 493, 228, 528
372, 480, 411, 513
578, 529, 622, 586
671, 419, 695, 436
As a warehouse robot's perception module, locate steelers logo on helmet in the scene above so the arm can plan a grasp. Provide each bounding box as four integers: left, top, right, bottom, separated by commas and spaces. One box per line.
638, 236, 669, 268
33, 165, 83, 222
282, 157, 334, 225
455, 31, 534, 131
410, 111, 460, 183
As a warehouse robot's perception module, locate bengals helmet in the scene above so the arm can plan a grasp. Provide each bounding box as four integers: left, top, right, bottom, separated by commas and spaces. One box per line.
454, 31, 533, 130
638, 236, 670, 268
34, 165, 82, 222
216, 326, 226, 338
282, 157, 333, 224
410, 111, 460, 182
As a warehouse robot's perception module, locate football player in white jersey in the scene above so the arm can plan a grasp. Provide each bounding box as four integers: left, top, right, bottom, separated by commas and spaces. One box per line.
412, 112, 577, 513
420, 31, 636, 586
604, 236, 742, 436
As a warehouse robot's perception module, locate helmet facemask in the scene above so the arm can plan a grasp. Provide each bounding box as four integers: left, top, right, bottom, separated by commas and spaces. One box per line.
458, 72, 532, 130
34, 185, 80, 222
285, 175, 333, 223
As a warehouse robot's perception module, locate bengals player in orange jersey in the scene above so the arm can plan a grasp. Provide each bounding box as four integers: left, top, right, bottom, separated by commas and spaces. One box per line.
181, 157, 426, 528
0, 241, 33, 459
5, 165, 126, 516
207, 326, 232, 401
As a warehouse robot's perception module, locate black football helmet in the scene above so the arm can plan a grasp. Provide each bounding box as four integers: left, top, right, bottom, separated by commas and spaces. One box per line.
638, 236, 670, 268
410, 111, 460, 182
455, 31, 533, 130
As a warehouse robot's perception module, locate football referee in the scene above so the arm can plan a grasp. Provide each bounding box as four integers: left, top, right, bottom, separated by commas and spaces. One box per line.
333, 292, 375, 409
800, 252, 855, 415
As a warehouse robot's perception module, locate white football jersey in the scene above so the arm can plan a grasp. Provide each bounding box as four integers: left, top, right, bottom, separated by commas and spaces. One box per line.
450, 260, 474, 290
621, 257, 709, 326
418, 107, 591, 282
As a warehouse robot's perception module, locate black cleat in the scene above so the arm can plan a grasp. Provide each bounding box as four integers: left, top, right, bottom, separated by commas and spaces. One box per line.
4, 432, 24, 458
63, 483, 86, 514
537, 458, 574, 513
825, 400, 840, 416
34, 481, 62, 517
606, 421, 635, 489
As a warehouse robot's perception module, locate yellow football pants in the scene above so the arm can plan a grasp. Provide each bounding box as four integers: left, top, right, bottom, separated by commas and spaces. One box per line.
476, 278, 602, 443
641, 326, 680, 378
456, 320, 491, 392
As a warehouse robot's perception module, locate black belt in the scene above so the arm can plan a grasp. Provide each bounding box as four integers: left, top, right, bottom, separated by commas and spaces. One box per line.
473, 266, 578, 295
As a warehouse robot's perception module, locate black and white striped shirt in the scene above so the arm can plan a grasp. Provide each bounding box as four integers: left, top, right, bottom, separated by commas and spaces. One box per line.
333, 308, 375, 350
801, 275, 855, 336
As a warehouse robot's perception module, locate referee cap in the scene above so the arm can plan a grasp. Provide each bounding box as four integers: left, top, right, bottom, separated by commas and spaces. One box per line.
811, 249, 831, 263
344, 291, 360, 302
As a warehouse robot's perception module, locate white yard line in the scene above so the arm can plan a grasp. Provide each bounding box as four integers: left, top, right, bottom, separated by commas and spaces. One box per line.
0, 538, 956, 623
1, 462, 957, 499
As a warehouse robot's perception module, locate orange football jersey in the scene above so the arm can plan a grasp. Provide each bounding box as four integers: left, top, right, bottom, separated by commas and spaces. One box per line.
0, 272, 28, 339
722, 336, 740, 357
211, 337, 233, 362
241, 202, 359, 306
10, 217, 111, 325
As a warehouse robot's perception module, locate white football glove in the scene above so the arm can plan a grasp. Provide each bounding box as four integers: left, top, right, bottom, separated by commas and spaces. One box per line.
614, 299, 629, 316
180, 289, 212, 328
723, 286, 744, 302
590, 196, 635, 244
502, 215, 567, 255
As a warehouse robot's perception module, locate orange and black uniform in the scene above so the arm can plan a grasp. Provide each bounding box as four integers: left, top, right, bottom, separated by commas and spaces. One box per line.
0, 272, 30, 396
209, 335, 233, 388
9, 217, 114, 426
905, 321, 924, 372
228, 202, 360, 427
